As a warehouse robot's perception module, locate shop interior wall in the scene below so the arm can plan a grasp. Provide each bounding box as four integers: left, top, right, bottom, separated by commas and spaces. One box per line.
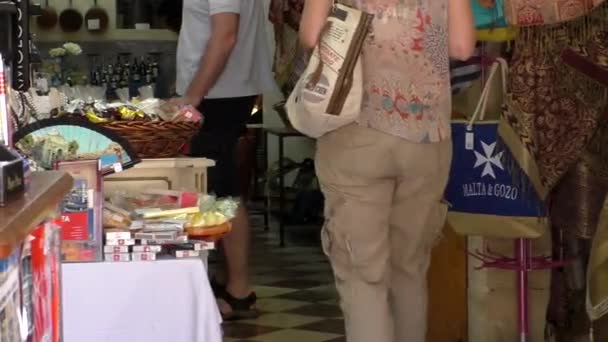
32, 0, 176, 41
33, 0, 314, 168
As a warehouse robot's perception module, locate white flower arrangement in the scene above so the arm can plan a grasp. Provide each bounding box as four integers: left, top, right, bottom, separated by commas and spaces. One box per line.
49, 47, 66, 58
48, 42, 82, 58
63, 42, 82, 56
47, 42, 83, 86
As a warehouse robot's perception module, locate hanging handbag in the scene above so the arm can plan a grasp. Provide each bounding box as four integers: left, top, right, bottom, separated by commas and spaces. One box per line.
472, 0, 508, 28
285, 2, 373, 138
476, 27, 518, 42
445, 58, 547, 238
472, 0, 519, 42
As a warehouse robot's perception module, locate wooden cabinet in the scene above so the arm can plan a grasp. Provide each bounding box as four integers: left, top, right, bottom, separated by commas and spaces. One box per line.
428, 225, 468, 342
427, 226, 553, 342
103, 158, 215, 194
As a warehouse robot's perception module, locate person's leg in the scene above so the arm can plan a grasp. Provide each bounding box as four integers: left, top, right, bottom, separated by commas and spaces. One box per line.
389, 139, 452, 342
315, 124, 395, 342
223, 202, 251, 298
193, 96, 257, 318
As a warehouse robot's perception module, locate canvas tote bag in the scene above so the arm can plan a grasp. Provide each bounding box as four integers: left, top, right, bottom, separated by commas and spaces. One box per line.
285, 2, 373, 138
445, 58, 547, 238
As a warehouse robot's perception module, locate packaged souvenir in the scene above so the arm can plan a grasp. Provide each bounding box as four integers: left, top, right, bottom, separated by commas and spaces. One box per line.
171, 105, 203, 123
61, 241, 98, 262
131, 245, 162, 253
103, 245, 130, 254
131, 252, 156, 262
102, 203, 132, 229
139, 235, 188, 245
198, 195, 239, 220
104, 253, 130, 262
56, 160, 103, 262
31, 222, 62, 342
174, 250, 200, 259
140, 207, 199, 220
134, 231, 178, 241
20, 241, 34, 338
105, 239, 135, 246
104, 229, 132, 240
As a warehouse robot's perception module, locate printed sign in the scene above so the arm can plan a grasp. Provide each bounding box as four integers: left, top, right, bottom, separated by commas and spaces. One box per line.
445, 122, 544, 217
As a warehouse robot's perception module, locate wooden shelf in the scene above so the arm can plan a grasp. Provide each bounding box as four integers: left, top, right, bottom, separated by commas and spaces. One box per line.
0, 171, 73, 253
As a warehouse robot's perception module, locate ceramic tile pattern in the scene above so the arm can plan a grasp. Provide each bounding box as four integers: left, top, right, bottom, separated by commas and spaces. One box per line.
211, 217, 345, 342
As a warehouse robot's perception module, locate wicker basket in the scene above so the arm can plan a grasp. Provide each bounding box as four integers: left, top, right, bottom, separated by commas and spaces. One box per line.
100, 120, 201, 159
186, 221, 232, 242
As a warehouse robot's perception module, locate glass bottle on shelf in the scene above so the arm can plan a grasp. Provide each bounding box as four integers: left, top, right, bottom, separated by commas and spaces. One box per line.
118, 53, 131, 89
147, 52, 163, 97
145, 66, 153, 85
107, 61, 114, 83
88, 54, 100, 86
101, 62, 109, 89
140, 58, 150, 85
151, 62, 159, 83
114, 56, 122, 80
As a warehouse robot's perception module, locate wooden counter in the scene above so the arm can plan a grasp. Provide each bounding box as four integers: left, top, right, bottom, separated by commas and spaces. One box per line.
0, 171, 73, 253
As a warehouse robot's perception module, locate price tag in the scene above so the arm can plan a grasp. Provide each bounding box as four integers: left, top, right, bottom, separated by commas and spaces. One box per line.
113, 163, 123, 173
465, 131, 474, 150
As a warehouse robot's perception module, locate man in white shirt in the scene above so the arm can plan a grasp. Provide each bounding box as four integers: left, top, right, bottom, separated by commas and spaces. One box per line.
174, 0, 275, 320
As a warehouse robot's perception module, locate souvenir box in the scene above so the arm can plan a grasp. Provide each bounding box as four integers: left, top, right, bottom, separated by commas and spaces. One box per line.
0, 145, 24, 207
56, 160, 103, 262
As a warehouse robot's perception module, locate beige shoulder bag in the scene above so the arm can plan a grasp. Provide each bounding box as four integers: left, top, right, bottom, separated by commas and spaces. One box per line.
285, 1, 373, 138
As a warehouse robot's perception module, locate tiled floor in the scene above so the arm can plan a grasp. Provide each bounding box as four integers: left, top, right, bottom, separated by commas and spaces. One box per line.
211, 217, 345, 342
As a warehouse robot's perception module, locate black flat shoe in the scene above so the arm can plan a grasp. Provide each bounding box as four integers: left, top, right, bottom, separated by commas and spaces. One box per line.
218, 291, 259, 321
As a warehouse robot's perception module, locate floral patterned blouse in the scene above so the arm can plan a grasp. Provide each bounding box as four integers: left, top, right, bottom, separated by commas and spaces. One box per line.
343, 0, 451, 143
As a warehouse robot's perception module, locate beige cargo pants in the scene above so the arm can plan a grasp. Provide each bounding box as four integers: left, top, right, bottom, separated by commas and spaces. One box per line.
315, 124, 452, 342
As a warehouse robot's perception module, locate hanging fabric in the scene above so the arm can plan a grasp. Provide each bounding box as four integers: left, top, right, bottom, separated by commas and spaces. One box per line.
505, 0, 605, 26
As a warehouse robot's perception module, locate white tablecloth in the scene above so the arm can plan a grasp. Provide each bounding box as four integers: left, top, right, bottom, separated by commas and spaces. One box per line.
61, 258, 222, 342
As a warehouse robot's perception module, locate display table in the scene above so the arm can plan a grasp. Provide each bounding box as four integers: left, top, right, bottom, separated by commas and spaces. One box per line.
264, 127, 311, 246
62, 258, 222, 342
104, 158, 216, 194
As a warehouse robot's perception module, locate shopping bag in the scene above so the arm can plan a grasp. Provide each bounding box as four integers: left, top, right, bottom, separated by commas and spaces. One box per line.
446, 59, 547, 238
472, 0, 507, 28
285, 2, 373, 138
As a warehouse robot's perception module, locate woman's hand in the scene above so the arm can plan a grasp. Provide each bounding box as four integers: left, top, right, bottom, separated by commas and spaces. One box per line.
299, 0, 333, 49
448, 0, 476, 60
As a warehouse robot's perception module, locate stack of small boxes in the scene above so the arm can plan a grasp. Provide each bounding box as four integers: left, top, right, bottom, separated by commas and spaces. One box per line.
103, 229, 214, 262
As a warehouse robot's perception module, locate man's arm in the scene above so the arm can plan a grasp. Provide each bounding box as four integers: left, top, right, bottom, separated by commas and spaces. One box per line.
182, 12, 239, 107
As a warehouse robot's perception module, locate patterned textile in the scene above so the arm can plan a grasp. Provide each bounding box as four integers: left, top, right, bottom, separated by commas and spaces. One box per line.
498, 22, 606, 199
505, 0, 605, 26
341, 0, 451, 143
269, 0, 308, 97
269, 0, 304, 30
562, 30, 608, 87
551, 152, 608, 239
